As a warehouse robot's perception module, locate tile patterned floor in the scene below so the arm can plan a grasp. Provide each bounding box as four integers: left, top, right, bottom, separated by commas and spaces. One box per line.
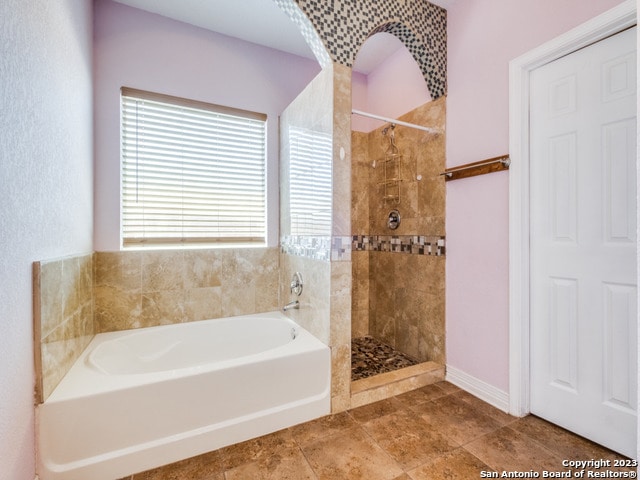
121, 382, 632, 480
351, 336, 418, 381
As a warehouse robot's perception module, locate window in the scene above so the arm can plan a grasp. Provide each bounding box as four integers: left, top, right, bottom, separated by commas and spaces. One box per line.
120, 88, 267, 247
288, 126, 333, 236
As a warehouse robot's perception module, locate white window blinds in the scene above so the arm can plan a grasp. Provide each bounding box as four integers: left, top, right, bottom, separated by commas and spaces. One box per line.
121, 88, 267, 247
288, 126, 333, 236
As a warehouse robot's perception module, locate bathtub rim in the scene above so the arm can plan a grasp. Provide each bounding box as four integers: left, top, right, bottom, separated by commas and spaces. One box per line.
45, 311, 328, 403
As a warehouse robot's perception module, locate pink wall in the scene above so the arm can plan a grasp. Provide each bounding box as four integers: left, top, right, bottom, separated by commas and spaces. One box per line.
351, 71, 370, 132
93, 0, 320, 250
367, 45, 431, 123
351, 43, 431, 133
446, 0, 625, 392
1, 0, 94, 478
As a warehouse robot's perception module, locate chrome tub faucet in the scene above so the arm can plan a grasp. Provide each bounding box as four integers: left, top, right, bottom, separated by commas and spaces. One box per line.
283, 300, 300, 312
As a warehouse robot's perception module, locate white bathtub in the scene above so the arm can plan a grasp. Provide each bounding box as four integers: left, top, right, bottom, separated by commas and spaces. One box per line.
37, 312, 331, 480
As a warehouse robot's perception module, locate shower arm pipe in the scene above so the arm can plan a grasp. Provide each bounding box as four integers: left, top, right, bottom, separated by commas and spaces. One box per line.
351, 109, 442, 135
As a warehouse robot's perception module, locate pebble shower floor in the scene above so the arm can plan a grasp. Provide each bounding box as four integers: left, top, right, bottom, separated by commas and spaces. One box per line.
351, 336, 419, 381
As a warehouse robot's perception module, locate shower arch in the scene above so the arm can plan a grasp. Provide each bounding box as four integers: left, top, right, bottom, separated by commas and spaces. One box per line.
364, 21, 438, 97
274, 0, 447, 99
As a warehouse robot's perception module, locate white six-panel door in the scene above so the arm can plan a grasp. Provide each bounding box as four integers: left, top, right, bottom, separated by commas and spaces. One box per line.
529, 26, 637, 458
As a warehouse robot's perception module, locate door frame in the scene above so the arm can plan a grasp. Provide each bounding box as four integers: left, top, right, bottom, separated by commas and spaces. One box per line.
508, 0, 637, 417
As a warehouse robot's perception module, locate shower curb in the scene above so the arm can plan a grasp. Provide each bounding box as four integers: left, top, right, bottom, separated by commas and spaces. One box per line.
350, 361, 445, 409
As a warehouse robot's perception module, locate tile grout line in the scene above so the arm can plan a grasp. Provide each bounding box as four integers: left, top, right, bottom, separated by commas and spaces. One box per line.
501, 423, 570, 464
350, 390, 463, 477
402, 389, 512, 466
347, 413, 409, 476
291, 433, 322, 480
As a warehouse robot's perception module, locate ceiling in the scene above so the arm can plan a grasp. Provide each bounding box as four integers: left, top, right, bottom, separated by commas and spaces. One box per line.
112, 0, 454, 75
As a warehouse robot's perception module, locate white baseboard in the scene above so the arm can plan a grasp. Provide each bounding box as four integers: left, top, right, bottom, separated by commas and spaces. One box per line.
446, 365, 510, 413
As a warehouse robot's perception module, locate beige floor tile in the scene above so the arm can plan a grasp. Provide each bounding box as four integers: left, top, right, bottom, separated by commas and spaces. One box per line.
453, 390, 517, 426
349, 397, 405, 423
411, 393, 503, 445
407, 448, 494, 480
224, 445, 316, 480
220, 429, 297, 470
360, 408, 458, 470
301, 426, 404, 480
432, 381, 461, 394
464, 425, 563, 473
290, 411, 358, 447
132, 449, 223, 480
510, 415, 632, 463
394, 383, 451, 407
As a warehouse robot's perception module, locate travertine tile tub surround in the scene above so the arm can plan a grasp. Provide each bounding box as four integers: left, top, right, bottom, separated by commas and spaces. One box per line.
34, 253, 94, 403
34, 247, 279, 403
93, 248, 279, 332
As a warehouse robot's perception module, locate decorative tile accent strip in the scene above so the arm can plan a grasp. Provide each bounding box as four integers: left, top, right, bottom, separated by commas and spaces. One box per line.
282, 235, 444, 259
274, 0, 447, 99
281, 235, 331, 261
331, 236, 352, 262
352, 235, 446, 256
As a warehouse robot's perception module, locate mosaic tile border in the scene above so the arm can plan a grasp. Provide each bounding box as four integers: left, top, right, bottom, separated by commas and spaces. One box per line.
331, 236, 352, 261
275, 0, 447, 99
281, 235, 331, 261
282, 235, 446, 259
281, 235, 354, 262
352, 235, 446, 256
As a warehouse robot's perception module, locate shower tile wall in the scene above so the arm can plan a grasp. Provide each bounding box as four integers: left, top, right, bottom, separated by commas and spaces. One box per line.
351, 130, 371, 339
34, 253, 94, 402
94, 248, 279, 332
368, 98, 446, 236
352, 97, 446, 365
279, 64, 353, 413
370, 252, 445, 363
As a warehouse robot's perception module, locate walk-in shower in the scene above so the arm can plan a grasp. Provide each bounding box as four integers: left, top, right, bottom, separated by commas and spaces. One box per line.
350, 99, 447, 384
